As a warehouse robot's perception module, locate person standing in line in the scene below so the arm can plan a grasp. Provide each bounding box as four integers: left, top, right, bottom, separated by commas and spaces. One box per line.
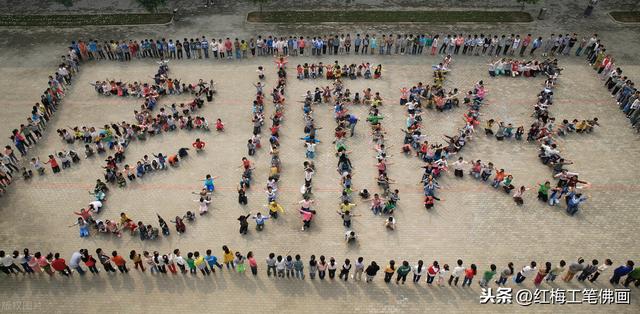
514, 261, 537, 284
479, 264, 497, 288
37, 252, 55, 276
17, 250, 33, 274
425, 261, 439, 285
533, 262, 551, 287
384, 260, 396, 283
462, 264, 477, 287
339, 258, 352, 281
284, 255, 294, 278
186, 252, 197, 275
317, 255, 327, 280
173, 249, 187, 274
247, 251, 258, 276
68, 250, 86, 275
396, 261, 412, 284
96, 248, 116, 273
204, 249, 222, 273
51, 253, 72, 277
449, 259, 464, 286
222, 245, 235, 270
437, 264, 449, 286
234, 252, 246, 274
275, 255, 286, 278
144, 251, 158, 273
623, 267, 640, 287
0, 250, 24, 275
610, 260, 635, 285
589, 259, 612, 282
546, 260, 565, 282
365, 261, 380, 283
164, 254, 177, 274
495, 262, 514, 285
563, 258, 585, 282
413, 260, 427, 283
111, 251, 129, 273
129, 250, 144, 272
194, 252, 210, 276
327, 257, 338, 279
308, 255, 318, 279
266, 253, 277, 277
293, 254, 305, 279
353, 257, 365, 281
577, 259, 599, 281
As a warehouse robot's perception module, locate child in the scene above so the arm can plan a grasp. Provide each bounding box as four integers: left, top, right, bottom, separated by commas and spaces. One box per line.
247, 139, 256, 156
21, 167, 33, 180
186, 252, 197, 274
45, 155, 60, 173
257, 66, 265, 80
384, 217, 396, 230
215, 119, 224, 131
238, 187, 248, 205
31, 157, 45, 175
84, 144, 95, 158
192, 138, 206, 151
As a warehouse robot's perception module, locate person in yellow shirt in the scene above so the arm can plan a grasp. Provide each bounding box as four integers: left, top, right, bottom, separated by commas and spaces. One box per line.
339, 200, 356, 213
222, 245, 235, 270
267, 201, 284, 219
193, 251, 210, 276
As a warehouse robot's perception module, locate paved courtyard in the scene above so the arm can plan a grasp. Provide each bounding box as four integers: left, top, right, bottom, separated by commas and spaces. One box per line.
0, 1, 639, 313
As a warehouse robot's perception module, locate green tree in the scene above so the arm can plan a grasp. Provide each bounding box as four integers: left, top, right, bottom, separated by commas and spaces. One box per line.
251, 0, 272, 14
137, 0, 167, 13
516, 0, 540, 11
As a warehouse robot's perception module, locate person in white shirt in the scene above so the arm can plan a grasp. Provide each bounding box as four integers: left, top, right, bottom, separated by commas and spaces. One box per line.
515, 261, 538, 283
412, 260, 427, 282
449, 259, 464, 286
88, 200, 103, 213
0, 250, 24, 274
452, 157, 468, 178
173, 249, 186, 273
69, 251, 85, 275
437, 264, 449, 286
211, 39, 219, 59
353, 257, 365, 281
275, 255, 286, 278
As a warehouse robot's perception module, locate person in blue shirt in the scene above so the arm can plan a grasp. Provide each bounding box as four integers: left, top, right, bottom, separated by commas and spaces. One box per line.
610, 260, 635, 285
201, 36, 209, 58
203, 174, 218, 192
566, 190, 588, 216
348, 114, 358, 136
252, 212, 270, 231
204, 249, 223, 273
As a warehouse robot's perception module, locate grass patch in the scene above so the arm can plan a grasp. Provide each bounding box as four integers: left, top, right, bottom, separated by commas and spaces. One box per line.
248, 10, 533, 23
0, 13, 172, 27
610, 11, 640, 23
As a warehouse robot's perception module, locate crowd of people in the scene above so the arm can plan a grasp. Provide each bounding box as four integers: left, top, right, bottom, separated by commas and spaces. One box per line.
66, 33, 593, 63
588, 36, 640, 133
2, 247, 639, 289
296, 61, 381, 80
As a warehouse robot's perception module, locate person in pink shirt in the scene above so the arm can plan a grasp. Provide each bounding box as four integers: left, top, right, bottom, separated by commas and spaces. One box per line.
297, 37, 306, 55
224, 38, 233, 59
298, 208, 314, 231
247, 251, 258, 276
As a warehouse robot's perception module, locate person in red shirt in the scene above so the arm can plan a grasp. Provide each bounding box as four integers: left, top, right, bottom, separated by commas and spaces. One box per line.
240, 157, 252, 170
462, 264, 477, 286
111, 251, 129, 273
51, 253, 71, 276
215, 119, 224, 132
192, 138, 206, 151
45, 154, 60, 173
